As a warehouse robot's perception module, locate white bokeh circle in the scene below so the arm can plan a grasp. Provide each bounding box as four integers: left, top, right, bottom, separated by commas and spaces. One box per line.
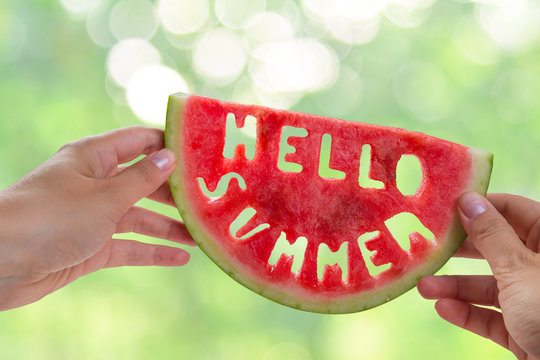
158, 0, 209, 35
192, 28, 247, 84
107, 39, 162, 87
249, 38, 338, 93
109, 0, 159, 40
126, 65, 189, 125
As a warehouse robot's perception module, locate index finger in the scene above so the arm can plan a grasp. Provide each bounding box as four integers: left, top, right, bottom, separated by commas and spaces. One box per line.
453, 238, 483, 259
458, 192, 529, 275
487, 193, 540, 244
86, 126, 164, 177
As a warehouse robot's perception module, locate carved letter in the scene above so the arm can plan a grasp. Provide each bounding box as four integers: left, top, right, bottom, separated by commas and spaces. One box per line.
268, 232, 308, 273
319, 133, 346, 180
396, 155, 424, 196
385, 212, 435, 251
357, 231, 390, 276
223, 113, 257, 160
197, 172, 246, 199
358, 144, 384, 189
317, 242, 348, 281
278, 126, 308, 173
230, 207, 270, 240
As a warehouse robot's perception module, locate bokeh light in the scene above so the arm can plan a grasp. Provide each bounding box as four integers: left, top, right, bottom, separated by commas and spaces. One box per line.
312, 65, 363, 117
383, 0, 435, 28
192, 28, 247, 85
244, 12, 295, 45
249, 38, 338, 93
105, 74, 128, 105
476, 0, 540, 53
454, 16, 499, 65
106, 39, 162, 87
158, 0, 210, 35
60, 0, 101, 17
5, 1, 540, 359
126, 65, 189, 125
109, 0, 159, 41
303, 0, 384, 45
215, 0, 266, 29
164, 31, 202, 50
86, 0, 117, 47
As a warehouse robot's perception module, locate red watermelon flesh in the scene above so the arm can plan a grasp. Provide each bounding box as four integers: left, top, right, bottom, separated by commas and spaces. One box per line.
165, 93, 493, 313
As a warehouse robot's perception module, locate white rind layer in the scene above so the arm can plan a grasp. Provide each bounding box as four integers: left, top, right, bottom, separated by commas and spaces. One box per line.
165, 93, 494, 314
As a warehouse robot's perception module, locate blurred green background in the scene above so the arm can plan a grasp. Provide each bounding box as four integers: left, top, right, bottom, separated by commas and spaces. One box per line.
0, 0, 537, 358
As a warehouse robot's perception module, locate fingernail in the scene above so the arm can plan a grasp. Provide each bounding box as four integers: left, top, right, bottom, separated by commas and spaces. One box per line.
459, 192, 488, 219
149, 149, 175, 171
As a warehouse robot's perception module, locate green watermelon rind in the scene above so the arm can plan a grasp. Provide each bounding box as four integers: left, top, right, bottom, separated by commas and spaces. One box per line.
165, 93, 493, 314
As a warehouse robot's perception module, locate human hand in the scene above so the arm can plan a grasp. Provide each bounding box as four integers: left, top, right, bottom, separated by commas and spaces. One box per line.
418, 192, 540, 360
0, 126, 195, 311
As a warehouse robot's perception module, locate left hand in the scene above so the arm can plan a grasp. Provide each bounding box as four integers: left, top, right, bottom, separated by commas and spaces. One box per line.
0, 126, 195, 311
418, 192, 540, 360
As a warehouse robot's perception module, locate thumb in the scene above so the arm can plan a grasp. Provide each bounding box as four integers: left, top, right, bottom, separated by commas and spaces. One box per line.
458, 192, 528, 276
107, 149, 176, 212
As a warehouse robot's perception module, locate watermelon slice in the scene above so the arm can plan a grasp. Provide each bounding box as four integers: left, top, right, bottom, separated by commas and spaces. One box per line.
165, 93, 492, 313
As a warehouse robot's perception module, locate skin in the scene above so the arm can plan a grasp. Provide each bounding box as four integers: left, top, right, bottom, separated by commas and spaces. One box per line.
2, 126, 540, 359
0, 126, 195, 311
418, 192, 540, 360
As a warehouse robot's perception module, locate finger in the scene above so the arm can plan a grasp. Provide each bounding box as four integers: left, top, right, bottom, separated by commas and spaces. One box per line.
107, 164, 129, 177
146, 181, 176, 206
116, 206, 196, 246
72, 239, 190, 272
106, 149, 176, 213
453, 238, 483, 259
98, 125, 163, 164
418, 275, 499, 307
82, 126, 165, 177
102, 239, 190, 268
488, 193, 540, 251
38, 240, 190, 294
458, 192, 530, 276
434, 299, 513, 352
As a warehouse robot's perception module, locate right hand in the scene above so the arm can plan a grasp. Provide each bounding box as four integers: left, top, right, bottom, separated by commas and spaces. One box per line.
418, 192, 540, 360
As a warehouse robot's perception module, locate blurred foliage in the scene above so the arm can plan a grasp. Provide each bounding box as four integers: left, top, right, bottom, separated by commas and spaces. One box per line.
1, 0, 538, 359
